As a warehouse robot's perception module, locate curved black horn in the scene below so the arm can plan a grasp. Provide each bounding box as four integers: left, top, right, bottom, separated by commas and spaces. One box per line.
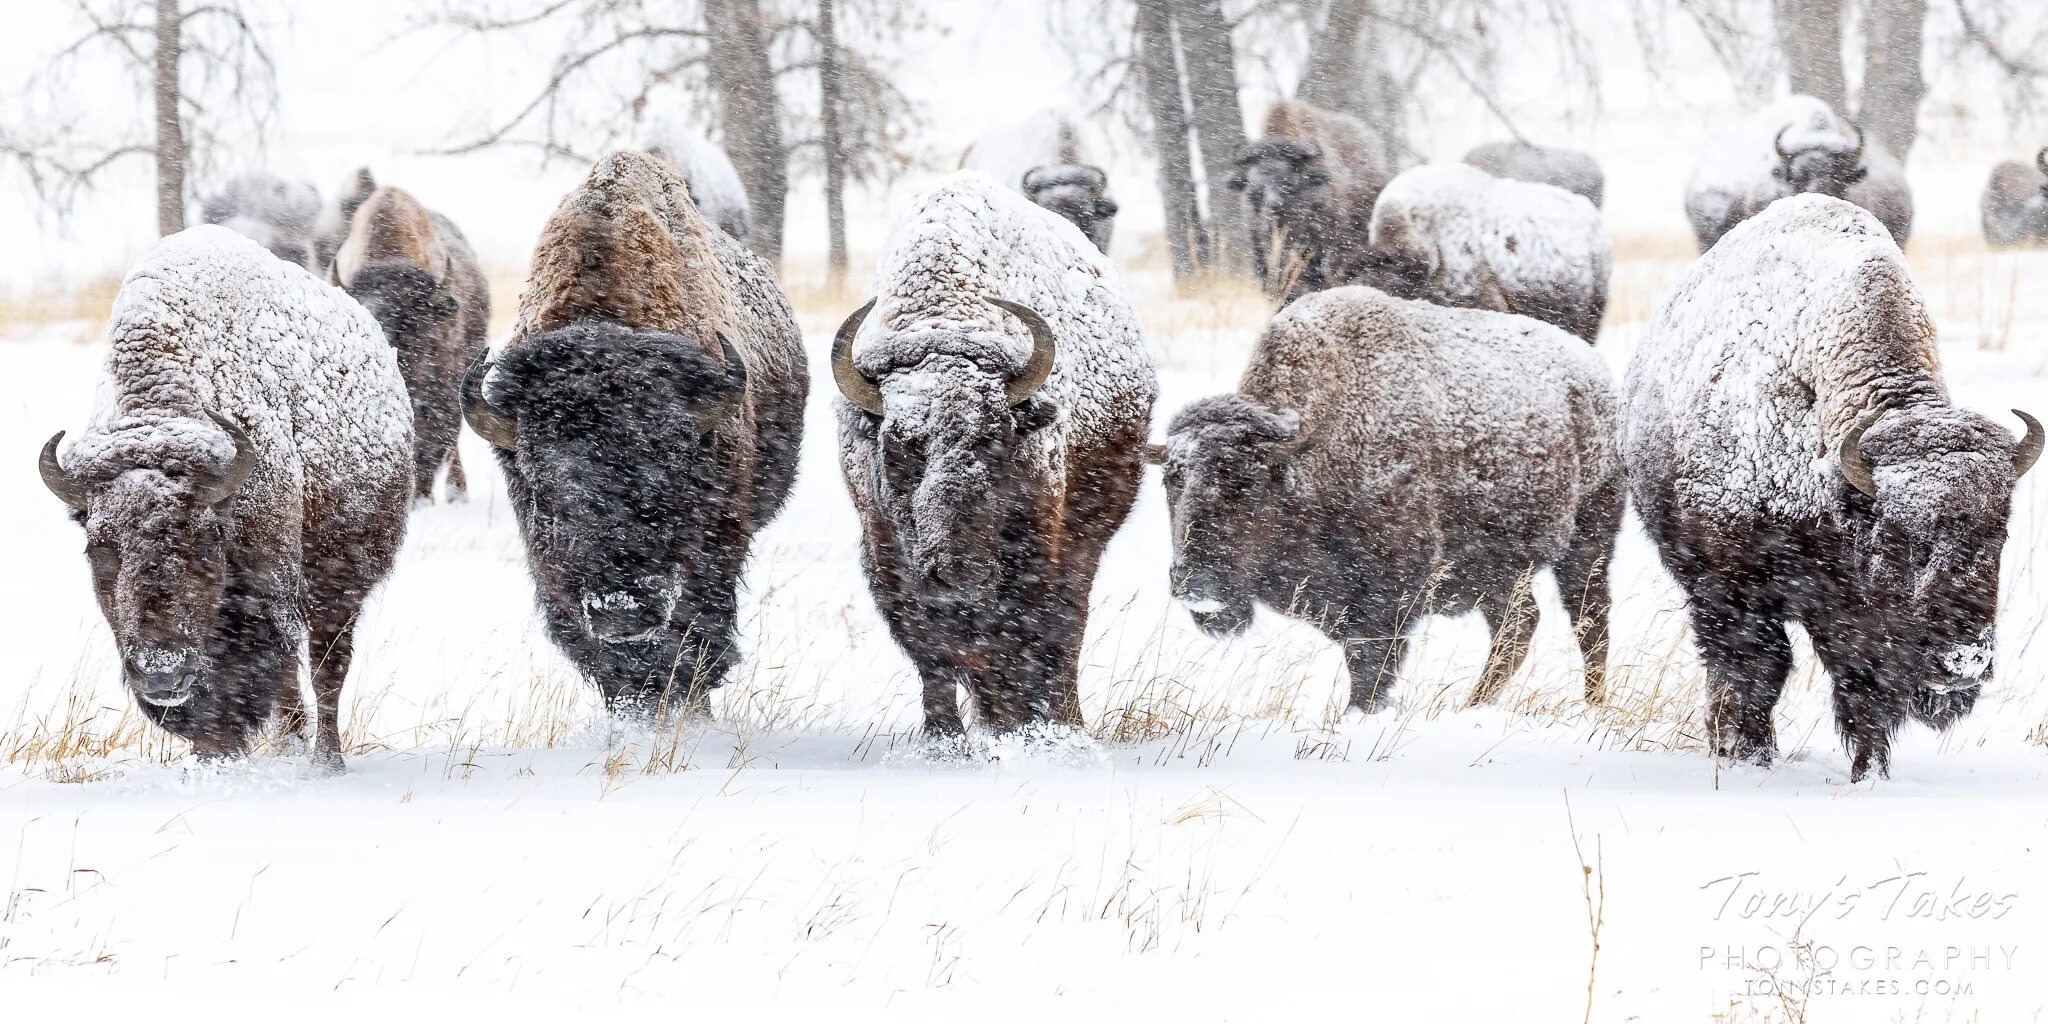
201, 411, 257, 506
1774, 126, 1795, 164
461, 354, 518, 450
831, 298, 884, 416
2036, 147, 2047, 179
1848, 123, 1866, 162
2015, 409, 2044, 478
986, 296, 1057, 407
1839, 409, 1882, 499
38, 431, 87, 510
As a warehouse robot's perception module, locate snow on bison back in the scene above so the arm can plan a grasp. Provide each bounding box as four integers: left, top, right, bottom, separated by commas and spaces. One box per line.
1623, 194, 2041, 781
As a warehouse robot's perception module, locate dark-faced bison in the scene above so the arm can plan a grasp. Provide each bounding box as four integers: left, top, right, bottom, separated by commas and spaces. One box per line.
333, 185, 491, 503
1230, 101, 1395, 302
462, 152, 807, 716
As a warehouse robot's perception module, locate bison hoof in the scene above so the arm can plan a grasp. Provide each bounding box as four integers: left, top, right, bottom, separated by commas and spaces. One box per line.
1343, 699, 1385, 721
311, 749, 347, 776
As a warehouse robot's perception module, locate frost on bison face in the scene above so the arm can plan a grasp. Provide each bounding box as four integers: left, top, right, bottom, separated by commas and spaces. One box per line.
44, 414, 253, 710
833, 297, 1059, 606
1153, 396, 1307, 639
1835, 408, 2036, 721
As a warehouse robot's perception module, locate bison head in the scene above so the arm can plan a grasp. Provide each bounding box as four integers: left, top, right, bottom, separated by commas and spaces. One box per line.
463, 321, 747, 649
1021, 164, 1118, 253
1771, 123, 1868, 198
344, 261, 460, 371
832, 296, 1059, 605
1149, 395, 1312, 638
1229, 138, 1333, 224
39, 413, 257, 708
1835, 405, 2043, 720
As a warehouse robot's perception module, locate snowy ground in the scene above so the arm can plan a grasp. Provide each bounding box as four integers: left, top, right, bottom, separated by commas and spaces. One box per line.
3, 235, 2048, 1018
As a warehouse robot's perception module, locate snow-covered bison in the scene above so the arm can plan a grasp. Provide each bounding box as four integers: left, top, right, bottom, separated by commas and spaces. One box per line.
831, 172, 1156, 736
37, 227, 413, 770
1353, 163, 1611, 342
1152, 285, 1622, 711
960, 109, 1119, 253
1462, 139, 1605, 208
1980, 150, 2048, 248
462, 152, 806, 715
333, 185, 491, 503
197, 173, 324, 271
1684, 95, 1912, 252
1625, 195, 2040, 781
642, 124, 755, 243
1230, 101, 1396, 302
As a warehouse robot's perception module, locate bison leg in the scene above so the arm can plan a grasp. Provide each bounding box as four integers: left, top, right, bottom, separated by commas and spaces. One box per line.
921, 671, 966, 738
445, 444, 468, 503
1829, 668, 1900, 783
1804, 622, 1906, 782
1342, 632, 1410, 714
1555, 484, 1623, 704
1691, 594, 1792, 768
1470, 574, 1540, 706
306, 614, 356, 774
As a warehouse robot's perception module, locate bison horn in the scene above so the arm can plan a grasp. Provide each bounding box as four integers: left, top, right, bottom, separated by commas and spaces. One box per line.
2036, 147, 2048, 179
986, 296, 1057, 407
2015, 409, 2044, 478
831, 298, 885, 416
1774, 126, 1795, 164
1144, 443, 1168, 465
1848, 123, 1866, 162
38, 431, 88, 510
461, 354, 519, 450
201, 411, 258, 506
1839, 409, 1883, 499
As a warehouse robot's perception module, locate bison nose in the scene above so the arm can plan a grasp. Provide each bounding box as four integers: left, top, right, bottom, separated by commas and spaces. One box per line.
582, 591, 670, 644
920, 556, 995, 604
133, 664, 198, 708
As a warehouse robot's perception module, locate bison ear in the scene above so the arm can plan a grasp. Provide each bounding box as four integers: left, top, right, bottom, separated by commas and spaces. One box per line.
1094, 197, 1119, 218
430, 288, 460, 320
1847, 166, 1868, 185
1225, 172, 1247, 191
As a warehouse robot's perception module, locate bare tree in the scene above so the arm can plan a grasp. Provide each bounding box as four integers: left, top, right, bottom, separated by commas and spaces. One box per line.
2, 0, 279, 233
1133, 0, 1207, 280
1861, 0, 1929, 157
1176, 0, 1250, 273
818, 0, 849, 279
705, 0, 790, 259
422, 0, 928, 266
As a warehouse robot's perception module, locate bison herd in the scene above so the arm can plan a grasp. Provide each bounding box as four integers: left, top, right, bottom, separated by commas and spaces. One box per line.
30, 97, 2048, 782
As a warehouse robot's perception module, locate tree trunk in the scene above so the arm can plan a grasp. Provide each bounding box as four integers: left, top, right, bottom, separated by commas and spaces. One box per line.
705, 0, 787, 262
1135, 0, 1204, 283
1174, 0, 1249, 276
153, 0, 185, 236
1859, 0, 1928, 159
1772, 0, 1848, 115
1298, 0, 1367, 111
818, 0, 848, 281
1297, 1, 1405, 159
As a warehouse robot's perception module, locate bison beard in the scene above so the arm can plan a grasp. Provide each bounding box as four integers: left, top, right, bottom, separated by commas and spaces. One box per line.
466, 321, 758, 715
